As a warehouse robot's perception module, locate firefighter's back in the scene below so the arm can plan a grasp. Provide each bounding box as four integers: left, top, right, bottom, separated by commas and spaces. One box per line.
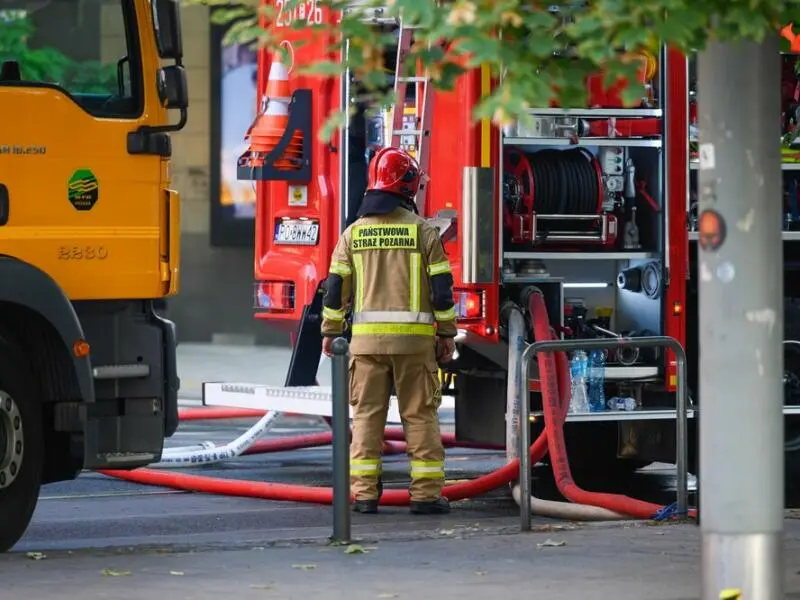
346, 207, 438, 356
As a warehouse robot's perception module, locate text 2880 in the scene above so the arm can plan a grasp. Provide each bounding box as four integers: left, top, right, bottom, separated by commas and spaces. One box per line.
57, 246, 109, 261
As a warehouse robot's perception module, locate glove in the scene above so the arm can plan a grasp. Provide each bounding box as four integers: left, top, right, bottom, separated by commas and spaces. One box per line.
435, 336, 456, 363
322, 336, 335, 357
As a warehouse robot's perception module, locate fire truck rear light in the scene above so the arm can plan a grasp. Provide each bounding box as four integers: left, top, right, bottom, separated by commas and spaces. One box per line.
454, 289, 483, 320
254, 281, 295, 312
673, 301, 683, 316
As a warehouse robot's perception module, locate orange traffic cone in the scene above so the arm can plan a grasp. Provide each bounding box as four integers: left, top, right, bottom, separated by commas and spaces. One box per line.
243, 51, 304, 170
782, 23, 800, 53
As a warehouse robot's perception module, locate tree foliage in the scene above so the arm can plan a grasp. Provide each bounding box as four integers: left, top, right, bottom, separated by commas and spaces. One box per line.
190, 0, 800, 138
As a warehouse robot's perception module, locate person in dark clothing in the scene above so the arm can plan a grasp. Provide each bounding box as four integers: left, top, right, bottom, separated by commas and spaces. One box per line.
346, 99, 369, 227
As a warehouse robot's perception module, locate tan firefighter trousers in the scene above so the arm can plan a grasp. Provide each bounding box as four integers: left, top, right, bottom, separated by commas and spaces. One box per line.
348, 347, 445, 502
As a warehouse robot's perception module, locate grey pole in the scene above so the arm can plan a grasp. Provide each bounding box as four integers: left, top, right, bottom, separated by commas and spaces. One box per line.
330, 337, 352, 543
512, 307, 532, 531
697, 36, 784, 599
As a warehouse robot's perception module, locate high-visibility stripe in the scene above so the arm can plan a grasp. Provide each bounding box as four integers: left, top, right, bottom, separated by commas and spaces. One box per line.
329, 261, 352, 276
434, 306, 457, 322
352, 253, 364, 312
427, 260, 451, 276
409, 252, 421, 313
322, 306, 345, 321
351, 224, 419, 251
351, 323, 435, 336
410, 460, 445, 479
350, 458, 381, 475
353, 311, 434, 324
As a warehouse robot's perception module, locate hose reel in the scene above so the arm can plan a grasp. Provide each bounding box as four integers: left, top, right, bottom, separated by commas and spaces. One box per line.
503, 147, 618, 247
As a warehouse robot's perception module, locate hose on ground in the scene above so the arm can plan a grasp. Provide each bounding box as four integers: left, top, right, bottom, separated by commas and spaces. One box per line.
155, 410, 282, 467
101, 294, 693, 519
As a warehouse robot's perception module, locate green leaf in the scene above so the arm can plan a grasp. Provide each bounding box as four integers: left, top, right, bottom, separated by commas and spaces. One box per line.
318, 111, 347, 143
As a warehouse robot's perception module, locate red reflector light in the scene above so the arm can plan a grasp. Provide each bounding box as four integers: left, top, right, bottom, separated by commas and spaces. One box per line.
254, 281, 295, 312
454, 289, 483, 320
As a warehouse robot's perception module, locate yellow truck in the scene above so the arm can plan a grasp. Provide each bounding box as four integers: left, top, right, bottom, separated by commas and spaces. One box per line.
0, 0, 186, 550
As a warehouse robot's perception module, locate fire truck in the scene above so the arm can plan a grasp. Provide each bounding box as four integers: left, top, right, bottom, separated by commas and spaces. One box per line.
209, 2, 800, 492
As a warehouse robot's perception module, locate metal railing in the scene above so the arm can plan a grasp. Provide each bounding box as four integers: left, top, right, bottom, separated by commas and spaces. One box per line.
330, 337, 352, 543
517, 335, 690, 530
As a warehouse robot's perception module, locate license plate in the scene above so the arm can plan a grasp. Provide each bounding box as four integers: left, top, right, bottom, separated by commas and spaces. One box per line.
274, 220, 319, 245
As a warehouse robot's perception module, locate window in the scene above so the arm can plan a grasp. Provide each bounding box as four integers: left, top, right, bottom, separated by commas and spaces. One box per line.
0, 0, 143, 118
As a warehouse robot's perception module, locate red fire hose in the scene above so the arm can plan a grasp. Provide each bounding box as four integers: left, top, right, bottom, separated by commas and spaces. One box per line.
528, 291, 695, 519
101, 293, 693, 519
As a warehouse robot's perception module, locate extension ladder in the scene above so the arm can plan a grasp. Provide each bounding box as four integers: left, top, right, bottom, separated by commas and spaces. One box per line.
390, 20, 434, 216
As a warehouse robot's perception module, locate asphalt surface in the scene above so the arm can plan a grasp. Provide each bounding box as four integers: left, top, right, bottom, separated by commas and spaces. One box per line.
6, 521, 800, 600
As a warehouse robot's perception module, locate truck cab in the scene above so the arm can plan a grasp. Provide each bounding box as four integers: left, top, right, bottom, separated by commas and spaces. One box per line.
0, 0, 187, 551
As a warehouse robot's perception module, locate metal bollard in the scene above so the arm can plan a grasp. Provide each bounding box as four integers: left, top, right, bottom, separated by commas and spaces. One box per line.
330, 337, 351, 543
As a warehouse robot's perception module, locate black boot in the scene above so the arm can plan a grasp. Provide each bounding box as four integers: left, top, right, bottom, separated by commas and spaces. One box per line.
352, 477, 383, 514
409, 497, 451, 515
353, 499, 379, 514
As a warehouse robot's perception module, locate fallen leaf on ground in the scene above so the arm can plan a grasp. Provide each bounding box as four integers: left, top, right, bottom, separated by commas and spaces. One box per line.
344, 544, 368, 555
474, 570, 487, 576
25, 552, 46, 561
438, 529, 455, 536
537, 539, 567, 548
377, 594, 399, 599
102, 569, 133, 577
250, 584, 273, 590
170, 571, 184, 576
292, 564, 317, 570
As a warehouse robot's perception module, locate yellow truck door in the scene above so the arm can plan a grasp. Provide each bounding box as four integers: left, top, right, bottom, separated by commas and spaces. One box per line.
0, 0, 167, 300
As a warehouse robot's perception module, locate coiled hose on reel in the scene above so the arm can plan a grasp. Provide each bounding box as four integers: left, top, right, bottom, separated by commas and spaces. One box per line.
505, 147, 603, 216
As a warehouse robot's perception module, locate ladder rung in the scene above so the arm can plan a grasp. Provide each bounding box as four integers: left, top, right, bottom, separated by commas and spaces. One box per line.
393, 129, 425, 136
396, 77, 428, 83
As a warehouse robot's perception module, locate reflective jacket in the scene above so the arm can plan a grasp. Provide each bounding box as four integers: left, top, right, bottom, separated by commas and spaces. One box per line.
321, 193, 457, 355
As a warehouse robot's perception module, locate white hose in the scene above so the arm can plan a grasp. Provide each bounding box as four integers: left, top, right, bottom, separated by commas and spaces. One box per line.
506, 307, 628, 521
511, 484, 627, 521
153, 410, 281, 468
158, 354, 330, 464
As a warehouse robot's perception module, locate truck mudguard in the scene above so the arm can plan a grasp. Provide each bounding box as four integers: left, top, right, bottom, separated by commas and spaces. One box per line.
0, 257, 94, 404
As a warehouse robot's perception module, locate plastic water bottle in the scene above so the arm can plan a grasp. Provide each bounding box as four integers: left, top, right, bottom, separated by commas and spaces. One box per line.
568, 351, 589, 413
607, 396, 637, 411
587, 350, 606, 412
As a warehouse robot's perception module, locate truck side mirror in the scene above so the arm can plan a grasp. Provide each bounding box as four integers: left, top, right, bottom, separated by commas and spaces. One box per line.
152, 0, 183, 61
158, 65, 188, 110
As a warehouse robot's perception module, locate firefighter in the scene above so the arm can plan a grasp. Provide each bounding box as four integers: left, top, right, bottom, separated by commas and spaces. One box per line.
320, 146, 457, 515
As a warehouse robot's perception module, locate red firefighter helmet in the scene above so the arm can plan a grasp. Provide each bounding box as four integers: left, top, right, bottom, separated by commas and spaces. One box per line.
367, 147, 422, 199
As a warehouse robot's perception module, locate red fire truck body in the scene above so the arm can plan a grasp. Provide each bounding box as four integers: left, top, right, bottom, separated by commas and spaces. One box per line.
242, 2, 800, 481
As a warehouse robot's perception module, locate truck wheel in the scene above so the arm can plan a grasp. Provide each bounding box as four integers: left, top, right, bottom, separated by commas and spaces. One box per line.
0, 335, 43, 552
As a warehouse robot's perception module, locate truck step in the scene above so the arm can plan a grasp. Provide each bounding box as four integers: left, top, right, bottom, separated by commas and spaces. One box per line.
202, 382, 455, 424
92, 364, 150, 380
